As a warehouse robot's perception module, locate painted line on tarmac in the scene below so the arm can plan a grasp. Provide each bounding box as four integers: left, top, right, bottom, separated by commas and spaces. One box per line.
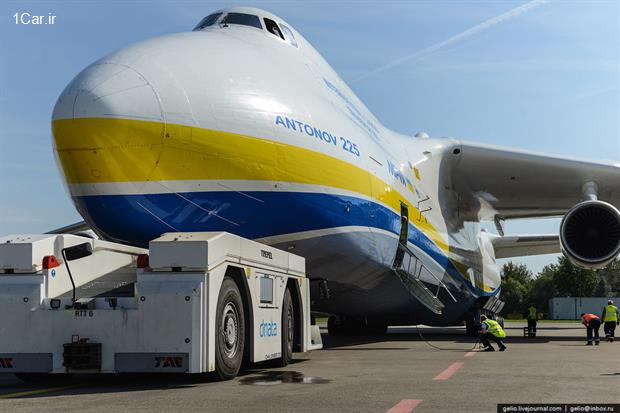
385, 399, 423, 413
464, 351, 477, 357
433, 362, 464, 381
0, 385, 79, 399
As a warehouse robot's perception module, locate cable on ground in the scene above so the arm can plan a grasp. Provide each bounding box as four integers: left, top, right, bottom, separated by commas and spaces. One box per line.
415, 325, 481, 351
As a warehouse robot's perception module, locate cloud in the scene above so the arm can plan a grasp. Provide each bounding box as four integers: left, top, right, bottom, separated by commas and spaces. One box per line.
352, 0, 549, 83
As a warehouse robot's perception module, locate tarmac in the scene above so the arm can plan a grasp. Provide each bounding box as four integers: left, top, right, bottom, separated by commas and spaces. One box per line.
1, 321, 618, 412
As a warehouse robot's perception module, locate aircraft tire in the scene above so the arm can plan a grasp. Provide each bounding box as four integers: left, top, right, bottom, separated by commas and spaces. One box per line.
327, 315, 341, 336
465, 315, 478, 337
365, 321, 388, 335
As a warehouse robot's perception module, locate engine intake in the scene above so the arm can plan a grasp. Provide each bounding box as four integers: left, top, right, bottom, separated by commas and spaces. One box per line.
560, 200, 620, 269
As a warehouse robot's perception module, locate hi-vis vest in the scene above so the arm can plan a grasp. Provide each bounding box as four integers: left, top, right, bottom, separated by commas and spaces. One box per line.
484, 319, 506, 338
528, 306, 537, 320
604, 305, 618, 322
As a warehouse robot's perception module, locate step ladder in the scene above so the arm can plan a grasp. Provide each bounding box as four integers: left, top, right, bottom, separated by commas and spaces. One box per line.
392, 243, 457, 315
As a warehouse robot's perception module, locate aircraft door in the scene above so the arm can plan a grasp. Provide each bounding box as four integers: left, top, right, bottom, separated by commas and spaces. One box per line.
393, 202, 409, 268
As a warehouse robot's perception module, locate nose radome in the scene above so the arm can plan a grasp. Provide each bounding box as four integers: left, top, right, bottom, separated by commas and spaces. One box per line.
52, 62, 166, 188
53, 62, 164, 122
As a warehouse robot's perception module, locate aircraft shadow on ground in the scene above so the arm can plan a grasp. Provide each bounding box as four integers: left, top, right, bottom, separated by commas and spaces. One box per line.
504, 326, 582, 331
0, 359, 317, 399
320, 327, 588, 350
0, 327, 589, 398
0, 373, 218, 399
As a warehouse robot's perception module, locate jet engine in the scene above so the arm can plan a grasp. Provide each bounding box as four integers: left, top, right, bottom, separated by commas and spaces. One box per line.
559, 200, 620, 269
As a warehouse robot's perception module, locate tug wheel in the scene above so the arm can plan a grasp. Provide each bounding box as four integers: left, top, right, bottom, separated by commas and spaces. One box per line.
278, 288, 294, 367
215, 277, 245, 380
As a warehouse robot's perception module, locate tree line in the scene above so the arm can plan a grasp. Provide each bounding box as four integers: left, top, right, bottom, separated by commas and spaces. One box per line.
500, 257, 620, 318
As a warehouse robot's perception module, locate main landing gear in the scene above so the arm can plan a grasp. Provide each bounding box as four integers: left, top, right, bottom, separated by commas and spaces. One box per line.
327, 316, 388, 336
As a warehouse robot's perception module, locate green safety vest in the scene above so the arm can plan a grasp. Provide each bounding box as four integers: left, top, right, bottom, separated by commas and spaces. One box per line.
528, 307, 537, 320
603, 305, 618, 322
484, 319, 506, 338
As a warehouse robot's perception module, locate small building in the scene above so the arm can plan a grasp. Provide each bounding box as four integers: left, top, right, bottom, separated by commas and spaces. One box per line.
548, 297, 620, 320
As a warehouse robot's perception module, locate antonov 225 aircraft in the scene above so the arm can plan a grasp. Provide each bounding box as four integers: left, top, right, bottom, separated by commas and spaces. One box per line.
51, 7, 620, 334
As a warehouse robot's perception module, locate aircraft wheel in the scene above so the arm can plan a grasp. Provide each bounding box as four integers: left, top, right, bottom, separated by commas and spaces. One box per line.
366, 321, 388, 335
215, 277, 245, 380
327, 316, 386, 336
465, 315, 478, 336
278, 288, 294, 367
327, 315, 341, 336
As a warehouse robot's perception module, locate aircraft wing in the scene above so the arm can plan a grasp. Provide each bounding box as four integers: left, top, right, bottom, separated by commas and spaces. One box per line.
45, 221, 92, 235
448, 141, 620, 220
490, 234, 560, 259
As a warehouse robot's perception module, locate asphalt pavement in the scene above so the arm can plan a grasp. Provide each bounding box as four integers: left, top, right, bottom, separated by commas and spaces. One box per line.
1, 321, 618, 412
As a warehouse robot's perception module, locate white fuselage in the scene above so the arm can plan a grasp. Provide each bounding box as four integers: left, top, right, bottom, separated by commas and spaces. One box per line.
52, 9, 500, 325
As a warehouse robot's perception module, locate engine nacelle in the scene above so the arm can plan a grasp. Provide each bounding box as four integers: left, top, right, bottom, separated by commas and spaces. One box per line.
560, 200, 620, 269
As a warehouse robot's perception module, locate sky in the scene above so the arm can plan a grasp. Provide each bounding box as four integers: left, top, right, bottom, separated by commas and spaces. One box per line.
0, 0, 618, 274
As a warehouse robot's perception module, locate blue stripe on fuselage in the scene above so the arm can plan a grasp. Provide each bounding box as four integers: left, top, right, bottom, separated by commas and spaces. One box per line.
74, 190, 480, 294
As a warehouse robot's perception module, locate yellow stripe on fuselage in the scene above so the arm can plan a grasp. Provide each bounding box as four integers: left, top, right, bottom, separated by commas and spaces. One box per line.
52, 117, 449, 252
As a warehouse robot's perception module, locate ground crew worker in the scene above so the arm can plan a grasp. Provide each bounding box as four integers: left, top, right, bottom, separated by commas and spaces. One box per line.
602, 300, 619, 342
527, 304, 537, 337
580, 313, 601, 345
479, 315, 507, 352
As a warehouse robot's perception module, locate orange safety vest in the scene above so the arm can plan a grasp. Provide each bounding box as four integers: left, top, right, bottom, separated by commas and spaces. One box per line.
582, 314, 599, 324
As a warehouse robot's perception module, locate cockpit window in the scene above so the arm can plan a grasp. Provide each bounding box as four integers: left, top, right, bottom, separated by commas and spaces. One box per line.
222, 13, 262, 29
194, 13, 222, 30
280, 24, 298, 47
263, 18, 284, 40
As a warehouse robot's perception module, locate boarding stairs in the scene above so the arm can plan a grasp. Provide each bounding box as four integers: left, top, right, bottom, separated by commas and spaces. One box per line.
392, 243, 457, 315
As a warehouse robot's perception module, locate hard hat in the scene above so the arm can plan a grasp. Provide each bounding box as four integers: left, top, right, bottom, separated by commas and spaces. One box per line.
608, 300, 614, 305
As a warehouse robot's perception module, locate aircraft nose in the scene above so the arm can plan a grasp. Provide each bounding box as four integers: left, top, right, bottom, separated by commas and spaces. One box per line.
54, 62, 164, 121
52, 62, 165, 187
